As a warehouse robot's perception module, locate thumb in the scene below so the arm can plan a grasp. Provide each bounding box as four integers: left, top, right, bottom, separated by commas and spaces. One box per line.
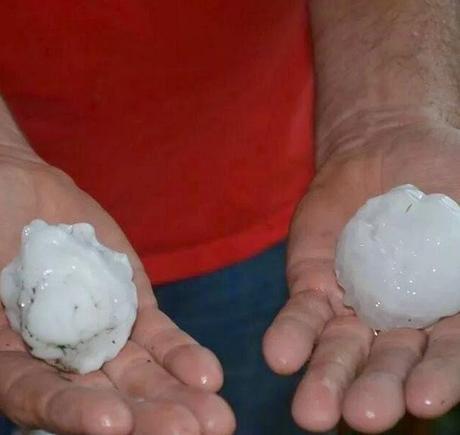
264, 158, 374, 373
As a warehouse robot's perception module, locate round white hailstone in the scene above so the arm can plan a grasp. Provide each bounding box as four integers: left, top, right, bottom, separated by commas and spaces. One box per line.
335, 184, 460, 331
0, 219, 138, 374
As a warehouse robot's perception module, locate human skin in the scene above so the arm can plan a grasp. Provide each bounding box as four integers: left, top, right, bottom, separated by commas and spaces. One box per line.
1, 1, 458, 434
264, 0, 460, 433
0, 99, 235, 434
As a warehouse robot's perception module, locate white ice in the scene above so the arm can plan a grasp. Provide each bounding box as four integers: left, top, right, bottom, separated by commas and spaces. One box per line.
335, 184, 460, 330
0, 220, 138, 374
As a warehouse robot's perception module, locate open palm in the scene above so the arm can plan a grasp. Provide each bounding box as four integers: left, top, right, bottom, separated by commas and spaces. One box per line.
264, 124, 460, 433
0, 157, 235, 435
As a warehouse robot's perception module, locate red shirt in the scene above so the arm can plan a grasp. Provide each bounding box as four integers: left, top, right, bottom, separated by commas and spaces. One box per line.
0, 1, 314, 283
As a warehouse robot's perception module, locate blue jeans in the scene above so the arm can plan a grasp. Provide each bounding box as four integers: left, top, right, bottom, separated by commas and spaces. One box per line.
155, 242, 324, 435
0, 418, 14, 435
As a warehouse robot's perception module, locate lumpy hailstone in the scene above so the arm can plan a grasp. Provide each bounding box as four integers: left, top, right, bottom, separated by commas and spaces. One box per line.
0, 220, 138, 374
336, 185, 460, 330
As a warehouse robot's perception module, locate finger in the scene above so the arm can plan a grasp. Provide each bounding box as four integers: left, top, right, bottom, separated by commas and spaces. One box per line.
129, 399, 201, 435
132, 307, 223, 392
0, 351, 132, 435
406, 315, 460, 418
343, 328, 426, 433
130, 253, 224, 392
104, 341, 236, 435
156, 386, 236, 435
265, 168, 368, 401
263, 289, 333, 374
123, 239, 223, 393
291, 316, 372, 433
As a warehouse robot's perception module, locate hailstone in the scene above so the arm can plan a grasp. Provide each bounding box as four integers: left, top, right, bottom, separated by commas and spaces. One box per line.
0, 220, 138, 374
335, 184, 460, 330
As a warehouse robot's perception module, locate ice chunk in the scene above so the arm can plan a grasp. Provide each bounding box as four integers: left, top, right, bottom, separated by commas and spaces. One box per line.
335, 184, 460, 330
0, 220, 138, 374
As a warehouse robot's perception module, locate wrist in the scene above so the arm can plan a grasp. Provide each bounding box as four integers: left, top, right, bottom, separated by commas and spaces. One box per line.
315, 105, 457, 167
310, 1, 460, 168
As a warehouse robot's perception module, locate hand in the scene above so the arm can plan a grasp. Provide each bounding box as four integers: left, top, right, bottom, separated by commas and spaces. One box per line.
264, 122, 460, 433
0, 154, 235, 435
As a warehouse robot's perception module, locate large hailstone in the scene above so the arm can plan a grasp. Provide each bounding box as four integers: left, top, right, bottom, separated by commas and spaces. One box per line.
336, 184, 460, 330
0, 220, 138, 374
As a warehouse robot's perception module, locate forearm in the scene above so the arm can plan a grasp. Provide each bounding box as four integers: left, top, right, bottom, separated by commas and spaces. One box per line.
310, 0, 460, 165
0, 96, 41, 161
